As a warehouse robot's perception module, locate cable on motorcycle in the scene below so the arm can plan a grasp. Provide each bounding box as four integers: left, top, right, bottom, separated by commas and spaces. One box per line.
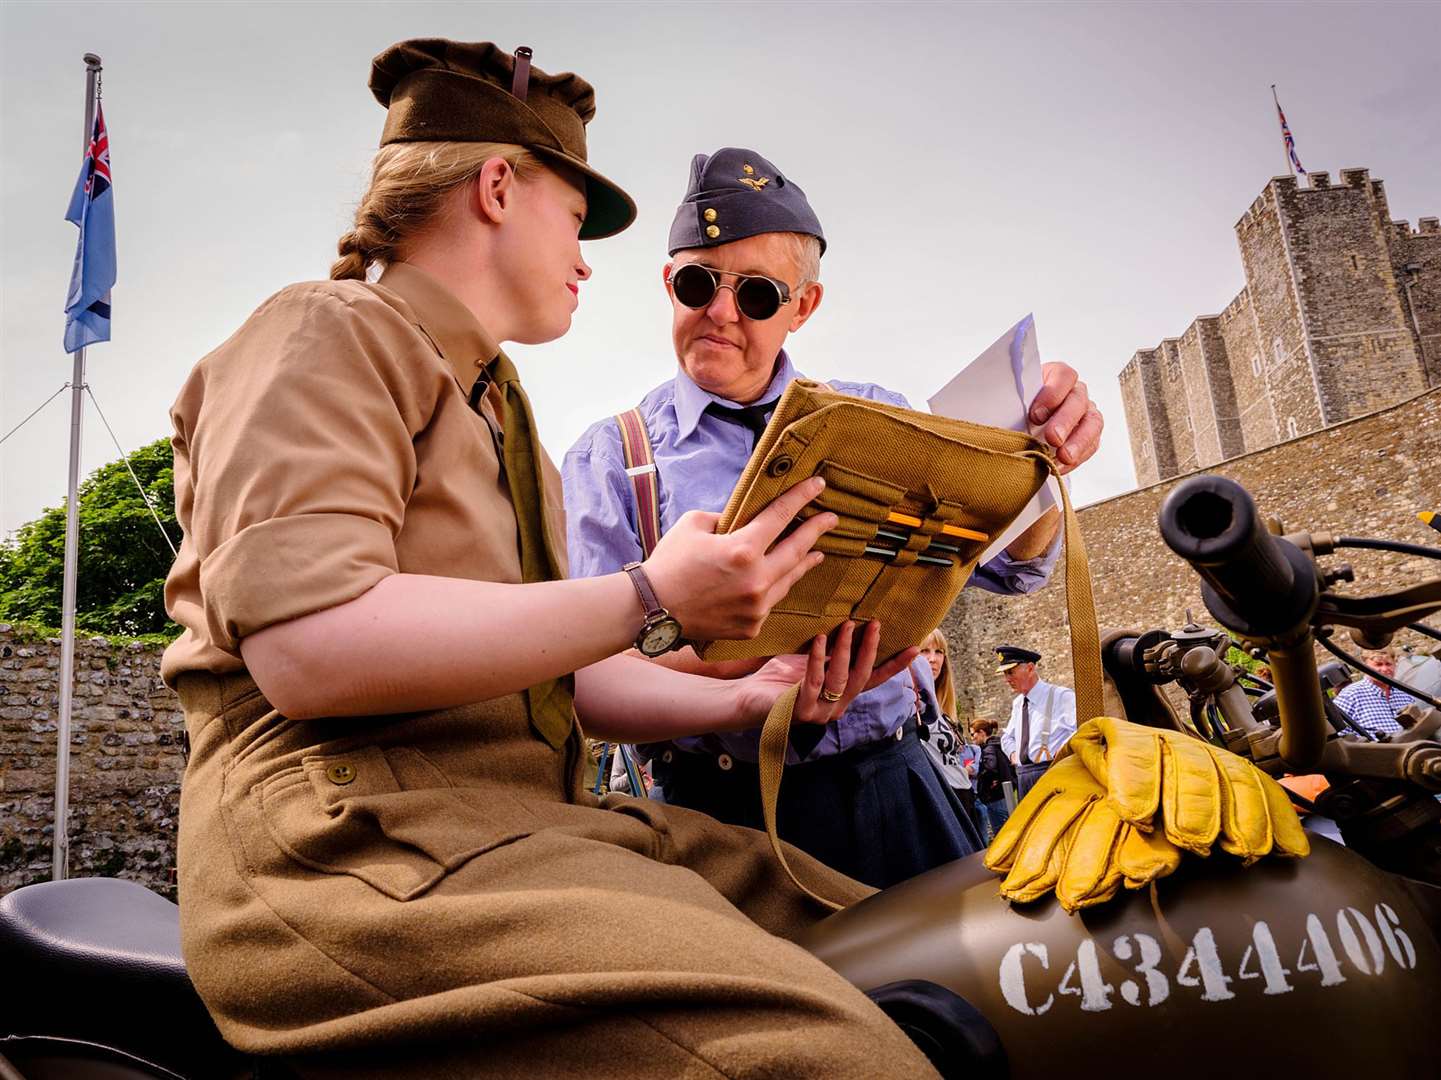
1334, 536, 1441, 561
1408, 621, 1441, 644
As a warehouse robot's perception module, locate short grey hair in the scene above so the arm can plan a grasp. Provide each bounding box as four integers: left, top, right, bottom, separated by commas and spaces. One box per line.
777, 232, 822, 284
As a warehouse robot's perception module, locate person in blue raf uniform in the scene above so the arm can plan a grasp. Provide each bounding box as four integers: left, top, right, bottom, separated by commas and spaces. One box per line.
562, 147, 1105, 888
996, 644, 1078, 797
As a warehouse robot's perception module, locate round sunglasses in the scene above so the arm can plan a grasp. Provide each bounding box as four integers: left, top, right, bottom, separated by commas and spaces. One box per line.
669, 263, 798, 321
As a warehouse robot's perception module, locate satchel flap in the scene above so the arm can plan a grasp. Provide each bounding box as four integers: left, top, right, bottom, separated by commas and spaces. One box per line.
697, 389, 1053, 663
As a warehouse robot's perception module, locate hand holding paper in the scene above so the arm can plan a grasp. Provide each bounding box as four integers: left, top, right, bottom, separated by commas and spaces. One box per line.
926, 315, 1102, 563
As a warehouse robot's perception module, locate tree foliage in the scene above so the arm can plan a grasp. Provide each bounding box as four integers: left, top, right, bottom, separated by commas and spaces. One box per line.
0, 437, 179, 638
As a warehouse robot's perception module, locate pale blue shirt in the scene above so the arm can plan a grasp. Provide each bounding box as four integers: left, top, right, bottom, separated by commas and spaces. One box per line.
1000, 679, 1078, 763
562, 351, 1060, 763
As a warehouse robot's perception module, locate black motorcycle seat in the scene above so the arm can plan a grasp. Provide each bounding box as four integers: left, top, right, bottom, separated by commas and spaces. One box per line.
0, 876, 187, 985
0, 877, 247, 1078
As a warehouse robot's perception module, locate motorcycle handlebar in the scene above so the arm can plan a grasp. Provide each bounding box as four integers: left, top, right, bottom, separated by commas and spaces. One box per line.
1158, 476, 1328, 770
1158, 476, 1317, 640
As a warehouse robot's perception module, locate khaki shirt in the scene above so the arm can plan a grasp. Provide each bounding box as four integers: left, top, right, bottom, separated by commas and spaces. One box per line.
162, 261, 566, 683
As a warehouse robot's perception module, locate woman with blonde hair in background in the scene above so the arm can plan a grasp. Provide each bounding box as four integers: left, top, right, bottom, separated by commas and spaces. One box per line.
916, 628, 980, 834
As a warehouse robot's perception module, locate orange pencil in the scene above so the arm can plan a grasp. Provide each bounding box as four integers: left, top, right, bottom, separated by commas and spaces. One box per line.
885, 512, 987, 542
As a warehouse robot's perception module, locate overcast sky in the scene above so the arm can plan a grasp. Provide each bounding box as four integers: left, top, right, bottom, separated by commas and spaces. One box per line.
3, 0, 1438, 539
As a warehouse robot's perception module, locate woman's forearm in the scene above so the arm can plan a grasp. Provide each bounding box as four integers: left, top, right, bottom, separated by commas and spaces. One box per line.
240, 571, 644, 718
574, 653, 755, 742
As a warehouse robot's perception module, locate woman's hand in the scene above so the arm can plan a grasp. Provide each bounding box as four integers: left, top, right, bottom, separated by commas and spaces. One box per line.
732, 620, 920, 727
642, 477, 836, 641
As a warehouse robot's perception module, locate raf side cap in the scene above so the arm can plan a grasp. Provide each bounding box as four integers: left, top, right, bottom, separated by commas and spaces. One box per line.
995, 645, 1041, 673
667, 147, 826, 256
369, 38, 637, 239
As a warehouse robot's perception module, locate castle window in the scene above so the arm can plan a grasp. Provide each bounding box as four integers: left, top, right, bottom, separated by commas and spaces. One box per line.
1286, 417, 1299, 439
1251, 350, 1262, 376
1350, 254, 1359, 271
1273, 336, 1286, 367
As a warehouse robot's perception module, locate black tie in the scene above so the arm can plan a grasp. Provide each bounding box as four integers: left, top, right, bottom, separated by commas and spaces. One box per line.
1019, 695, 1032, 766
705, 400, 776, 447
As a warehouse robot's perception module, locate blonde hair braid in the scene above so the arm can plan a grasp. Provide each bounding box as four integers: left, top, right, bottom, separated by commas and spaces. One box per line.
331, 141, 543, 281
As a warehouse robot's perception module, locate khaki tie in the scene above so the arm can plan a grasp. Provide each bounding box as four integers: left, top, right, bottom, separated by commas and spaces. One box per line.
488, 350, 576, 751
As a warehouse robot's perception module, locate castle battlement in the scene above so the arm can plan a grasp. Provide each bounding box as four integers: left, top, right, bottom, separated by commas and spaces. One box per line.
1220, 289, 1252, 324
1394, 217, 1441, 239
1122, 167, 1440, 487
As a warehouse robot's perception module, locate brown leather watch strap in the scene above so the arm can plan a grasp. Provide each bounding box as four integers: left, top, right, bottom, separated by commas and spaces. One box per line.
622, 561, 663, 619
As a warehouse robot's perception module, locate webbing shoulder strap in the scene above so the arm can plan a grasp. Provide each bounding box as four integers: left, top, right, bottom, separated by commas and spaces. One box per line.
614, 408, 662, 558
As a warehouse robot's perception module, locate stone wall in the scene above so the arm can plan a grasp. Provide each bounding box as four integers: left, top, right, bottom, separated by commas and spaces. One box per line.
1157, 338, 1199, 476
1391, 217, 1441, 387
1288, 170, 1429, 424
1118, 358, 1157, 487
1217, 289, 1279, 453
942, 385, 1441, 722
1177, 321, 1220, 467
0, 627, 183, 895
1237, 179, 1327, 436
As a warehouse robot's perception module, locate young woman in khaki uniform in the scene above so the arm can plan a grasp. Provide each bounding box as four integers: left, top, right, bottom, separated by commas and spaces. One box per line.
162, 39, 939, 1079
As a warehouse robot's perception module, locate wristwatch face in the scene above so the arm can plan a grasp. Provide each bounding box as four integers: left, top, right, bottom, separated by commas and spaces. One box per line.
638, 617, 682, 657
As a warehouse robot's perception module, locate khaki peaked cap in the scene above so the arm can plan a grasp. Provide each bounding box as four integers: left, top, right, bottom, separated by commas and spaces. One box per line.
370, 39, 636, 239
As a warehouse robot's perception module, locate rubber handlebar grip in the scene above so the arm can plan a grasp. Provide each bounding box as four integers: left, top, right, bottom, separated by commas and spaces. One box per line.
1158, 476, 1312, 638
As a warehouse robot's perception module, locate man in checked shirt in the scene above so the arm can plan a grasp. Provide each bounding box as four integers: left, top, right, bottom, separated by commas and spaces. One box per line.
1334, 648, 1420, 735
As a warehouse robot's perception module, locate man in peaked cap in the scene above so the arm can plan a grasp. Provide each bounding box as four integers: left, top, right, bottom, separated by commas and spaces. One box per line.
562, 147, 1106, 887
997, 644, 1078, 796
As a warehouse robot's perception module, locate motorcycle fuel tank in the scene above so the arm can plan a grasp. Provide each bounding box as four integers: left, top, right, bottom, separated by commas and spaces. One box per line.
796, 835, 1440, 1078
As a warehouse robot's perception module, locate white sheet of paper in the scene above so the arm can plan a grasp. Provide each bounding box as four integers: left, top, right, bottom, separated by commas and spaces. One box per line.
926, 314, 1062, 565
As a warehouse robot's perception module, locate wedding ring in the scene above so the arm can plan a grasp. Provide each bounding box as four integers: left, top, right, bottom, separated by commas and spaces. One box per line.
820, 688, 844, 703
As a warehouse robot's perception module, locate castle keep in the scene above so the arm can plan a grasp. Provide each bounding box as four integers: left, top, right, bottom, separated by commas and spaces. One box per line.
1121, 169, 1441, 485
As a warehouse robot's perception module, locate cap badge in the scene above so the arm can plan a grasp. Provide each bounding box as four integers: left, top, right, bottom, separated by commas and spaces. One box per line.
742, 163, 755, 175
738, 174, 771, 191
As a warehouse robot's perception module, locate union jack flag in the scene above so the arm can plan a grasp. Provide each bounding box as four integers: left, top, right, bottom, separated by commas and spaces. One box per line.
64, 101, 116, 352
1274, 93, 1306, 176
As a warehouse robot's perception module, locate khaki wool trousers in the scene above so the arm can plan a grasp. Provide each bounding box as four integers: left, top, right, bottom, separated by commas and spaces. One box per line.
175, 674, 938, 1079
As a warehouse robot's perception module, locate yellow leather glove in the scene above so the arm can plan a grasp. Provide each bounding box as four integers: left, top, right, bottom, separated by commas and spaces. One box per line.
1067, 716, 1310, 863
984, 755, 1183, 912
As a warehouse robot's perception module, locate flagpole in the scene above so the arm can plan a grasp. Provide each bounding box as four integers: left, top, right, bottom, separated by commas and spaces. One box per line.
53, 52, 102, 882
1270, 84, 1295, 178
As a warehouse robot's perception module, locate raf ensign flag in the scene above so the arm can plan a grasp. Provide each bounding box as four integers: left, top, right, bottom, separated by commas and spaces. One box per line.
64, 102, 115, 352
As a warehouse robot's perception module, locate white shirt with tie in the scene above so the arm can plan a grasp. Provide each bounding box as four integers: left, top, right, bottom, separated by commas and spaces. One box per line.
1000, 679, 1077, 765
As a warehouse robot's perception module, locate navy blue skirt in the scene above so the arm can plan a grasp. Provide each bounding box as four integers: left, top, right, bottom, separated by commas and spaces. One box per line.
656, 729, 982, 890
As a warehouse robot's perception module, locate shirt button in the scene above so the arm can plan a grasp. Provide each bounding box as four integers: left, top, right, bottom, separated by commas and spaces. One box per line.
896, 727, 905, 741
326, 762, 356, 786
717, 753, 734, 771
662, 750, 674, 764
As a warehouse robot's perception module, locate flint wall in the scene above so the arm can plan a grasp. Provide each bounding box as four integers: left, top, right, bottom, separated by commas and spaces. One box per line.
0, 629, 183, 895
